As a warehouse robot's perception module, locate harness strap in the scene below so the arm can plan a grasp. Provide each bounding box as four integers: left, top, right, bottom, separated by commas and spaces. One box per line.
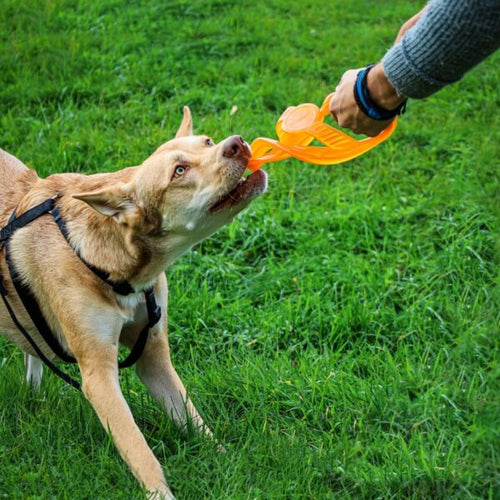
0, 195, 162, 390
0, 274, 81, 389
0, 196, 58, 246
51, 207, 135, 296
119, 288, 161, 369
5, 238, 77, 363
49, 206, 161, 368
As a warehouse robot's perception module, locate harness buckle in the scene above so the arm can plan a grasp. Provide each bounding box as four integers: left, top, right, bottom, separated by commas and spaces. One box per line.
144, 288, 162, 327
149, 304, 162, 327
48, 193, 63, 217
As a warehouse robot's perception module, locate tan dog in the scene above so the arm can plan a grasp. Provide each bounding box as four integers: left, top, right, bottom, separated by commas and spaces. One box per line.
0, 107, 267, 499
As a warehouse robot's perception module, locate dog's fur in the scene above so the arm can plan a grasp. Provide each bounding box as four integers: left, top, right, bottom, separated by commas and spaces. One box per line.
0, 107, 267, 499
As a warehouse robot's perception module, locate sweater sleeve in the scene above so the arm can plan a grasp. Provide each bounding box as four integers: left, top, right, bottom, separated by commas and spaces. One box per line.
381, 0, 500, 98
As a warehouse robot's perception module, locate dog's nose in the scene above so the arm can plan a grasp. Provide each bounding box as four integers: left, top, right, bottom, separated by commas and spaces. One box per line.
222, 135, 250, 159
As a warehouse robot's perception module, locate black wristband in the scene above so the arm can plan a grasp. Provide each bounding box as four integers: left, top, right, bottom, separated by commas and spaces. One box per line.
353, 64, 407, 121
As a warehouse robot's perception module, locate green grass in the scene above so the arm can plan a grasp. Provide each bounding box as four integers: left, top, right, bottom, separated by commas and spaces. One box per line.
1, 0, 499, 498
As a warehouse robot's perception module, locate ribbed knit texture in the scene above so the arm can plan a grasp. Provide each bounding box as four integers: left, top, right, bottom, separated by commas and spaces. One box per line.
382, 0, 500, 98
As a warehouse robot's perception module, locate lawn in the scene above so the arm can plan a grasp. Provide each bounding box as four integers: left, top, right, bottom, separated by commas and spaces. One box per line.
0, 0, 499, 498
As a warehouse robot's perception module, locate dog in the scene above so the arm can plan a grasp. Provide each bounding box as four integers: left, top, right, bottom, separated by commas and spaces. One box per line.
0, 107, 267, 499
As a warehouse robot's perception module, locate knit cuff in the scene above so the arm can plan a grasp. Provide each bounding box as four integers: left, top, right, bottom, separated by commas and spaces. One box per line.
382, 42, 445, 99
381, 0, 500, 99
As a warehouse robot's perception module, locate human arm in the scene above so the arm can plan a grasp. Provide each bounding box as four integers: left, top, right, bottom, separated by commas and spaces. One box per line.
383, 0, 500, 98
329, 0, 500, 136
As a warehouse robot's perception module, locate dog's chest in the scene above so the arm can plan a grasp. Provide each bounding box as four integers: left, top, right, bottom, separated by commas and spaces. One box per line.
116, 292, 146, 324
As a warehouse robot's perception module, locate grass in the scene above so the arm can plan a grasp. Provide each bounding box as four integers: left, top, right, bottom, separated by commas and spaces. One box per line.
0, 0, 499, 498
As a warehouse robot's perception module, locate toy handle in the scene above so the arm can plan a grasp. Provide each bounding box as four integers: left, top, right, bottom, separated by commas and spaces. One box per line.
319, 93, 334, 118
248, 92, 397, 171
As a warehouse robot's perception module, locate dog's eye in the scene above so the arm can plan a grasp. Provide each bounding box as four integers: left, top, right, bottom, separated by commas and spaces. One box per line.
205, 138, 214, 146
173, 165, 187, 178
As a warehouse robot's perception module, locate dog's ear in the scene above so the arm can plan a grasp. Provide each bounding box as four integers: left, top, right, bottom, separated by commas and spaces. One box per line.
73, 184, 136, 221
175, 106, 193, 138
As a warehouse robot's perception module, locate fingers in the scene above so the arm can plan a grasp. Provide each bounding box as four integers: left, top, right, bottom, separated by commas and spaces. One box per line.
329, 68, 391, 136
394, 6, 428, 44
329, 69, 357, 125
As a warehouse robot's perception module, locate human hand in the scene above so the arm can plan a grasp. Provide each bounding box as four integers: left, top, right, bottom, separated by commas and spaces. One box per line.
394, 6, 428, 44
329, 6, 427, 136
329, 68, 392, 137
329, 64, 405, 137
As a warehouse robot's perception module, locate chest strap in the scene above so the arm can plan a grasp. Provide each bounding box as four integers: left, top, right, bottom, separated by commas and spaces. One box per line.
51, 207, 136, 296
0, 194, 161, 390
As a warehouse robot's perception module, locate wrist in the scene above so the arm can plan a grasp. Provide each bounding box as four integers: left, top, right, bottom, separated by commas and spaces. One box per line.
367, 63, 406, 111
353, 64, 407, 121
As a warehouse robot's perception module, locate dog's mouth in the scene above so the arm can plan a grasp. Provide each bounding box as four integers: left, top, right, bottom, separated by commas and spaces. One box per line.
209, 170, 267, 213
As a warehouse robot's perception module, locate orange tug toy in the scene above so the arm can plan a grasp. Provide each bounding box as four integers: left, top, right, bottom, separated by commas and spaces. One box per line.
247, 93, 397, 171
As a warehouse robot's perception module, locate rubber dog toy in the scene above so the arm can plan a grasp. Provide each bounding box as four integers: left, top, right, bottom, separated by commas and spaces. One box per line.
247, 93, 397, 171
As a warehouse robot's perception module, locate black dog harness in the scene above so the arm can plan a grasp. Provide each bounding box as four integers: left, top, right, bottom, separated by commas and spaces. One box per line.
0, 194, 161, 390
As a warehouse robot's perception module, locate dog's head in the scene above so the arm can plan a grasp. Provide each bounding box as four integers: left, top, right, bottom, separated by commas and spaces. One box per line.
74, 107, 267, 266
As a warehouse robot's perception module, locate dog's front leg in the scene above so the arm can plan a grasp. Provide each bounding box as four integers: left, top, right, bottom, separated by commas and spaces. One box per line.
77, 344, 175, 499
136, 331, 212, 439
125, 276, 212, 438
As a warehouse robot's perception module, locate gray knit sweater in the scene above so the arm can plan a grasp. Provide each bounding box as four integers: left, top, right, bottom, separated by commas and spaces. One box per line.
382, 0, 500, 98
